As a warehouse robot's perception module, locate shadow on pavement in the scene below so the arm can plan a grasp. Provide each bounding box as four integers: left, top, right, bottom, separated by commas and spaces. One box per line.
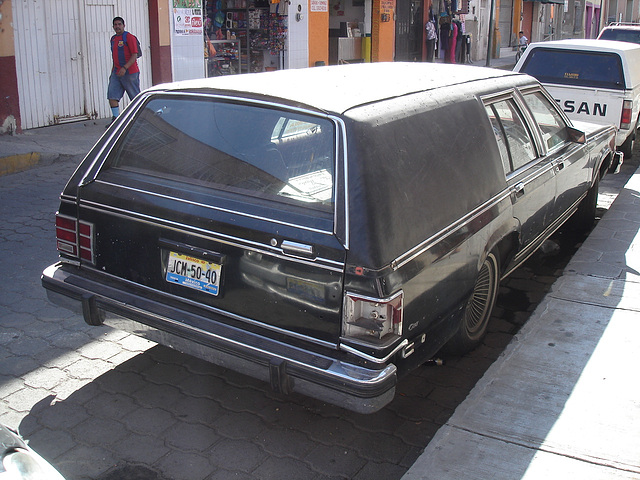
14, 157, 640, 480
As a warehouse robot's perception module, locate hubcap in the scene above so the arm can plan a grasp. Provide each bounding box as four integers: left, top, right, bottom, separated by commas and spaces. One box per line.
464, 254, 497, 337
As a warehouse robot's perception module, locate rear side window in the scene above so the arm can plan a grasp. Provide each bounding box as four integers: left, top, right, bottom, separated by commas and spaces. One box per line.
520, 48, 625, 90
485, 99, 537, 172
105, 97, 336, 211
598, 29, 640, 44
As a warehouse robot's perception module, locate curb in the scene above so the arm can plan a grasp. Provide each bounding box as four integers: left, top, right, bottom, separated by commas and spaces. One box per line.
0, 153, 44, 177
0, 153, 81, 177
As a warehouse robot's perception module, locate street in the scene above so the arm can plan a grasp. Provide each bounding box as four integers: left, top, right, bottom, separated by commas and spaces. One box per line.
1, 151, 637, 480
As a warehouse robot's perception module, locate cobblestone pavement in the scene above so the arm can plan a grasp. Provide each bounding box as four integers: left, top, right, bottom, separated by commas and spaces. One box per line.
1, 153, 637, 480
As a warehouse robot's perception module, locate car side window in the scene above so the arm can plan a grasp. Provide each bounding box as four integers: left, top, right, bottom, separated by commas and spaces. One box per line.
523, 91, 569, 150
485, 99, 537, 173
485, 105, 511, 174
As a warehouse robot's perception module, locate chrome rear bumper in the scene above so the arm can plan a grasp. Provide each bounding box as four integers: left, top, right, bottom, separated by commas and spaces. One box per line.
42, 262, 397, 413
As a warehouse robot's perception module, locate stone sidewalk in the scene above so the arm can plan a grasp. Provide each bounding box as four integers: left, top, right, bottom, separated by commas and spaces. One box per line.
403, 166, 640, 479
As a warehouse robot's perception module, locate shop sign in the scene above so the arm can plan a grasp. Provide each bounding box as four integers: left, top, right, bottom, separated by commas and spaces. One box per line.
311, 0, 328, 12
174, 3, 204, 36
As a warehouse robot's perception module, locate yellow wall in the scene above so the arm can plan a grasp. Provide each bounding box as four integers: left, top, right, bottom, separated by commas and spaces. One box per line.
371, 0, 395, 62
308, 4, 329, 66
158, 1, 171, 46
0, 0, 15, 57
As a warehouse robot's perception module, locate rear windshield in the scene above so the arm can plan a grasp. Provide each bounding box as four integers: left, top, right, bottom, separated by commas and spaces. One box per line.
520, 48, 625, 90
598, 28, 640, 44
104, 96, 336, 211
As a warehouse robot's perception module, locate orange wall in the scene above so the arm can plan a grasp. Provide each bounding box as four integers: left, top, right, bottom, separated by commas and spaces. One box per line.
309, 5, 329, 66
371, 0, 395, 62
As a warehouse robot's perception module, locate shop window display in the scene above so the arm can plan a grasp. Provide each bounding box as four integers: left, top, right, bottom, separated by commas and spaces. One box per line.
205, 0, 287, 75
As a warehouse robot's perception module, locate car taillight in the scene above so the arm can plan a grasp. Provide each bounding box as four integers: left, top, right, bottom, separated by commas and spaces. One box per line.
342, 291, 403, 347
55, 214, 94, 263
620, 100, 633, 129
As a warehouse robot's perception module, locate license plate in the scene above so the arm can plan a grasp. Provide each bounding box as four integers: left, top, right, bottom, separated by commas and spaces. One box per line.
286, 277, 325, 303
166, 251, 222, 296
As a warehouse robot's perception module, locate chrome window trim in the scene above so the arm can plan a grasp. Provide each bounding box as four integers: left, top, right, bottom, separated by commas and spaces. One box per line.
505, 153, 557, 182
337, 119, 350, 250
479, 87, 519, 105
79, 199, 345, 273
391, 188, 512, 271
82, 91, 349, 253
95, 179, 334, 235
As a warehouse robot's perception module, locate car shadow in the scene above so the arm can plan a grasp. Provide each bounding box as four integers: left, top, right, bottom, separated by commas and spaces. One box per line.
16, 159, 640, 480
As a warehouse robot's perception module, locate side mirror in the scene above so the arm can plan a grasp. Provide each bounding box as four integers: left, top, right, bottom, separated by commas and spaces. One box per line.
567, 126, 586, 144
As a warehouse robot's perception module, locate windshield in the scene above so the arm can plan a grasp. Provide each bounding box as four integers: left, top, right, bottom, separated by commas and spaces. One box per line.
105, 96, 336, 211
520, 48, 625, 90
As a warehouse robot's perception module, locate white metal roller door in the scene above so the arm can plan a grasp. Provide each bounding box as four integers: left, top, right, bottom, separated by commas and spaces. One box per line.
13, 0, 84, 128
13, 0, 151, 129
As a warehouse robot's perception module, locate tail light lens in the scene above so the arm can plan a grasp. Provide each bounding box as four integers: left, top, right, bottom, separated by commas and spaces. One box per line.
342, 291, 403, 347
620, 100, 633, 129
55, 214, 94, 263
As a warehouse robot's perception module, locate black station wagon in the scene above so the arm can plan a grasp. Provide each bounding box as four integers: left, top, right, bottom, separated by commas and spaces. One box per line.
43, 63, 618, 413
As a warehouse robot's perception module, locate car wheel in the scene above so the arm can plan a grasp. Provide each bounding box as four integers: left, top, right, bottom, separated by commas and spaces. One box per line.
620, 130, 635, 159
570, 173, 599, 233
443, 252, 500, 355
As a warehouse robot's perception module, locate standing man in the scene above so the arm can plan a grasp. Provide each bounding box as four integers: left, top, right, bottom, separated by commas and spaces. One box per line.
107, 17, 140, 125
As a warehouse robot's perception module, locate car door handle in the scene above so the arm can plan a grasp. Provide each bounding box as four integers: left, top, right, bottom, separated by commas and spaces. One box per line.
555, 161, 565, 172
513, 182, 525, 199
281, 240, 315, 258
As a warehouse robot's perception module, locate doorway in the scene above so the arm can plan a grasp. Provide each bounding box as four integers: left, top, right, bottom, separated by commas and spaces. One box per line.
395, 0, 423, 61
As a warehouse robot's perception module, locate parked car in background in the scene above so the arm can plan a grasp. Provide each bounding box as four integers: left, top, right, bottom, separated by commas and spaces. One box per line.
0, 424, 66, 479
514, 39, 640, 159
598, 23, 640, 44
42, 63, 618, 413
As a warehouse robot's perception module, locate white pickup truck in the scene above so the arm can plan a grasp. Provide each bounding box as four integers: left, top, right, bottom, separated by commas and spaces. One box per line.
514, 39, 640, 160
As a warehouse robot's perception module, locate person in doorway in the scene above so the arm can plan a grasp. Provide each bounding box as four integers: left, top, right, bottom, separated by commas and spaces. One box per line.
107, 17, 140, 125
425, 16, 437, 62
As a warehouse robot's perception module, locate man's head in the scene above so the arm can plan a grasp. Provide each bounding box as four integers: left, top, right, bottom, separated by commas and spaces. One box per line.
113, 17, 125, 35
519, 31, 524, 37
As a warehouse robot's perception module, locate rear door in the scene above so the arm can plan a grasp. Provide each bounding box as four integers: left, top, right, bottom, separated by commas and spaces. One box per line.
484, 95, 556, 248
77, 94, 347, 344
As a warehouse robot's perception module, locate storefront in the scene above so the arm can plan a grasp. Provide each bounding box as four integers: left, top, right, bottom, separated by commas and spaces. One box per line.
423, 0, 471, 63
204, 0, 288, 75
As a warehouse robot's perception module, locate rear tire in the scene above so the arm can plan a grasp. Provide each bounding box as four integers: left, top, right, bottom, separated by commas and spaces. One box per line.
570, 173, 599, 233
443, 252, 500, 355
620, 131, 635, 159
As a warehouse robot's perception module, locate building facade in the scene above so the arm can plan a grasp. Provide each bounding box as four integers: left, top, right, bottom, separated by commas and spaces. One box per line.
0, 0, 636, 133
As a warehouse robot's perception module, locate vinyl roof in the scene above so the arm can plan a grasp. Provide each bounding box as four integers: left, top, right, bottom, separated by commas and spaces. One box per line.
147, 62, 523, 115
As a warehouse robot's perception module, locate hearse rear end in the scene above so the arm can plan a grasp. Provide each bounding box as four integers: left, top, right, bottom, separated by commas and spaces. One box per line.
43, 63, 616, 413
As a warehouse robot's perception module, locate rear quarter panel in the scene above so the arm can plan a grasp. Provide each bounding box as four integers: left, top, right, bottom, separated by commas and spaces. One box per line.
342, 84, 514, 357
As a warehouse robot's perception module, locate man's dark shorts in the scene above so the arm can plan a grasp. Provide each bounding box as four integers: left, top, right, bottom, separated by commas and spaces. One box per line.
107, 71, 141, 101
